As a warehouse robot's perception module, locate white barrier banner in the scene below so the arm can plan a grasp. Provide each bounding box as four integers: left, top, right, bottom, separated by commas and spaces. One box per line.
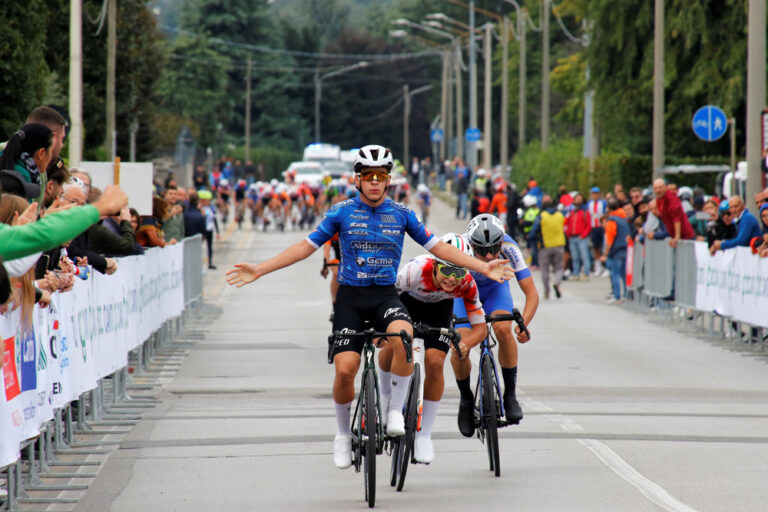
695, 243, 768, 328
1, 243, 185, 468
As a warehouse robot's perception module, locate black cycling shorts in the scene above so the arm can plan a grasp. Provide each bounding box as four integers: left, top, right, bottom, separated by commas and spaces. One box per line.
400, 293, 454, 353
332, 285, 412, 356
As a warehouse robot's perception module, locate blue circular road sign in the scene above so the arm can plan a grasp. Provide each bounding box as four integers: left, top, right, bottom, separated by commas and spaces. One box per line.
465, 127, 482, 142
430, 129, 444, 143
692, 105, 728, 142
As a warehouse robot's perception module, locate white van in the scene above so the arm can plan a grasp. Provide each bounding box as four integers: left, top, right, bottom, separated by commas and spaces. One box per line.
303, 143, 341, 163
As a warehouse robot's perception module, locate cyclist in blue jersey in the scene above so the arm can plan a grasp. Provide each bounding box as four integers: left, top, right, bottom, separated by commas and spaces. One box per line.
226, 145, 514, 469
452, 214, 539, 436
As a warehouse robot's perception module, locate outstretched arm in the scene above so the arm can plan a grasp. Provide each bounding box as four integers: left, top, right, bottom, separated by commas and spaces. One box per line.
515, 276, 539, 343
226, 239, 316, 287
428, 241, 514, 283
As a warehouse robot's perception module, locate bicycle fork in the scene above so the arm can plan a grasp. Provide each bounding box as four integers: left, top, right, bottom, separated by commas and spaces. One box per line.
412, 337, 426, 432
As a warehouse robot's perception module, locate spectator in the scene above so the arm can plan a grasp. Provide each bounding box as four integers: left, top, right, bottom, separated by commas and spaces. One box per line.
136, 196, 171, 248
706, 199, 736, 249
409, 157, 420, 186
629, 187, 643, 208
60, 181, 119, 275
69, 168, 92, 197
0, 123, 53, 204
163, 186, 185, 244
689, 195, 709, 239
710, 196, 762, 255
197, 190, 219, 269
521, 194, 540, 269
183, 192, 207, 239
129, 208, 140, 232
587, 186, 607, 275
454, 159, 470, 219
600, 198, 631, 305
756, 203, 768, 257
505, 183, 522, 241
44, 157, 70, 208
530, 195, 566, 299
25, 105, 67, 160
88, 205, 138, 257
193, 165, 209, 189
489, 182, 508, 227
653, 178, 694, 248
565, 193, 591, 281
0, 169, 40, 201
645, 199, 669, 240
527, 178, 543, 207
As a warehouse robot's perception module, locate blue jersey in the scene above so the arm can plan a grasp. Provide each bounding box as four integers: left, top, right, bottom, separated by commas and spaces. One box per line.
307, 196, 438, 286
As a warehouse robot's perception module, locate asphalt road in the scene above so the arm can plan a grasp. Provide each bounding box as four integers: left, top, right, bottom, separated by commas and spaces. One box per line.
73, 196, 768, 512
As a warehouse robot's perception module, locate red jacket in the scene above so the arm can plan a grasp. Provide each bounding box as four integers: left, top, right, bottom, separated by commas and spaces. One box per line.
564, 208, 591, 238
657, 190, 694, 240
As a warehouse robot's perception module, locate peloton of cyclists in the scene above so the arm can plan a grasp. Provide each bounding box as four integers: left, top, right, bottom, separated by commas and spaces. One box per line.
225, 144, 515, 469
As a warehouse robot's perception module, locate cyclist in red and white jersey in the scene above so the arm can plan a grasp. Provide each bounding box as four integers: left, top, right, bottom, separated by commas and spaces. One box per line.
378, 233, 488, 463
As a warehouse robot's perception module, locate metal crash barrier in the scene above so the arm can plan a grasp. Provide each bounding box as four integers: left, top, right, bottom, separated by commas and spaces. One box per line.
628, 238, 768, 348
1, 235, 203, 510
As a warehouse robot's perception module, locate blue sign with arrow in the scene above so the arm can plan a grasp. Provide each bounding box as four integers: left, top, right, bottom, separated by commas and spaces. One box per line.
692, 105, 728, 142
465, 127, 482, 142
430, 129, 444, 143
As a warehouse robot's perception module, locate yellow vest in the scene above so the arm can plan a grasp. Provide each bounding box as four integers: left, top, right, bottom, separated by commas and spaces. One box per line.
540, 210, 566, 248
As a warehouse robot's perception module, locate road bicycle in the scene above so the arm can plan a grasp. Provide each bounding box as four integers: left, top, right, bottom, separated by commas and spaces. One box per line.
328, 326, 412, 508
389, 322, 462, 491
454, 309, 529, 477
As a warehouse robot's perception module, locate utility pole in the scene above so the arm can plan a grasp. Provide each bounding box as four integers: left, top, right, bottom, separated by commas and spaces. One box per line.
500, 17, 509, 174
468, 1, 478, 170
446, 49, 454, 160
245, 54, 252, 164
106, 0, 116, 161
404, 84, 411, 166
541, 0, 550, 148
441, 51, 449, 161
652, 0, 664, 178
69, 0, 83, 167
455, 43, 464, 161
482, 23, 493, 172
518, 9, 527, 150
746, 0, 766, 212
314, 69, 321, 143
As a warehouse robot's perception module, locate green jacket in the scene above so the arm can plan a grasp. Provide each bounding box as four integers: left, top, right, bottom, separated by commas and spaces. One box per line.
163, 213, 185, 243
88, 219, 137, 256
0, 205, 100, 261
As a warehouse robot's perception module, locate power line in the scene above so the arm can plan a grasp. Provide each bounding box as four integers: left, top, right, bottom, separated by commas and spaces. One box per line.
161, 25, 441, 62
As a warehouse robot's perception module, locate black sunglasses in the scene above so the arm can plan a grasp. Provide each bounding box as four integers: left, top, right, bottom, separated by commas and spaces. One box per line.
472, 243, 502, 257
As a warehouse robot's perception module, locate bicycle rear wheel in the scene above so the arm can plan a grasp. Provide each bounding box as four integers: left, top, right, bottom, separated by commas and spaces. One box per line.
363, 372, 377, 508
396, 364, 420, 492
482, 355, 500, 477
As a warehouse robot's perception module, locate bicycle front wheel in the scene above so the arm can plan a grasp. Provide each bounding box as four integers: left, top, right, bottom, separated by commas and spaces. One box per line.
482, 355, 500, 477
396, 364, 420, 492
363, 372, 377, 508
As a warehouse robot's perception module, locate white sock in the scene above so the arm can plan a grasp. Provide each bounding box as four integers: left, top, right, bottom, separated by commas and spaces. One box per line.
378, 369, 392, 397
416, 400, 439, 439
388, 374, 411, 414
334, 401, 352, 436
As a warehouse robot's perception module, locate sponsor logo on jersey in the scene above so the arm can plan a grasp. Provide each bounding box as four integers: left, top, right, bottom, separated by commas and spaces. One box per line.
356, 272, 370, 279
350, 222, 368, 228
424, 227, 433, 238
382, 215, 396, 223
367, 257, 394, 266
392, 202, 411, 211
350, 241, 397, 251
355, 257, 366, 266
382, 229, 401, 236
350, 214, 367, 220
348, 230, 368, 236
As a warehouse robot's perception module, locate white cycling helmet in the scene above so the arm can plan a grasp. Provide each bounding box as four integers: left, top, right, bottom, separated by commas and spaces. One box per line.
353, 145, 394, 173
435, 232, 473, 266
220, 178, 229, 187
522, 194, 537, 207
417, 184, 429, 194
467, 214, 505, 249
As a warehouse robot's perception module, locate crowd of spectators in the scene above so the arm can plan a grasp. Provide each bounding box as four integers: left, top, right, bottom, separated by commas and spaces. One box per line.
439, 159, 768, 305
0, 105, 212, 321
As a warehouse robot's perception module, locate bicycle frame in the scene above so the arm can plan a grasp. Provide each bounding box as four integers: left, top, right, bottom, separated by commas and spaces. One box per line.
350, 340, 385, 471
474, 327, 506, 431
411, 336, 426, 433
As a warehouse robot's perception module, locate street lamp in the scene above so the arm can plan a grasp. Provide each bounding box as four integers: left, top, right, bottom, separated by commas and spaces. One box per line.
314, 61, 369, 143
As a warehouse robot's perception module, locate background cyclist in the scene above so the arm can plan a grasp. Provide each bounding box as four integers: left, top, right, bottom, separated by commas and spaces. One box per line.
452, 214, 539, 437
380, 233, 488, 464
225, 145, 514, 470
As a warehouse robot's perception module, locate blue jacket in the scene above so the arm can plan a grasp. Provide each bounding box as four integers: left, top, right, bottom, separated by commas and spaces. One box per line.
721, 209, 762, 250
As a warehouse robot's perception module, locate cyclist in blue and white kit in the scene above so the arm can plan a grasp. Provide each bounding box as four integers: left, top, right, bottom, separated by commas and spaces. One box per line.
452, 214, 539, 437
226, 145, 515, 469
